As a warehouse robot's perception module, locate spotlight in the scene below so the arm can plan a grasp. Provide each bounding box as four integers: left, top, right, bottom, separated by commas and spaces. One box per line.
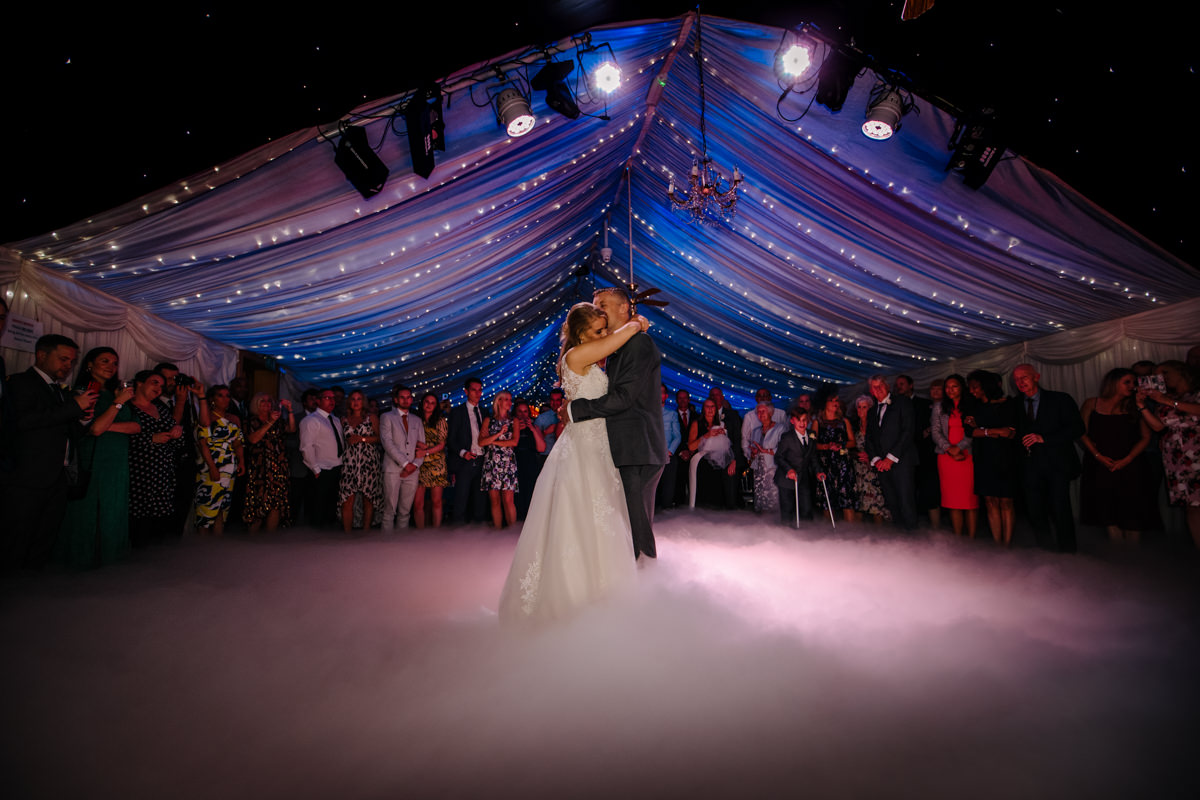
862, 84, 912, 141
494, 87, 536, 137
334, 125, 388, 198
577, 39, 622, 97
773, 29, 821, 89
781, 44, 812, 78
531, 61, 580, 120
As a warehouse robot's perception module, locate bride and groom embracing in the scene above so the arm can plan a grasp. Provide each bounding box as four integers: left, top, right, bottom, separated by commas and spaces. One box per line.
498, 287, 667, 625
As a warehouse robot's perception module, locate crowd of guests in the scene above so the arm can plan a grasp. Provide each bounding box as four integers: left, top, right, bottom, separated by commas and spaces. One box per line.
2, 319, 1197, 574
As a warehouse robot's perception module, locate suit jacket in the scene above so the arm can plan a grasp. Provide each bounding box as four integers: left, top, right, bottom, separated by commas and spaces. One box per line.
446, 403, 482, 473
380, 410, 425, 474
1015, 389, 1084, 479
865, 394, 917, 467
930, 400, 973, 456
570, 332, 667, 467
774, 429, 819, 488
0, 367, 85, 488
675, 403, 697, 454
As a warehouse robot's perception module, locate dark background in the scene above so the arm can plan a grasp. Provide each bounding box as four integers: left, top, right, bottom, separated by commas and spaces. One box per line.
2, 1, 1194, 267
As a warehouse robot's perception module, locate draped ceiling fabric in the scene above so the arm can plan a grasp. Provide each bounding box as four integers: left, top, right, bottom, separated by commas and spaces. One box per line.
3, 14, 1197, 406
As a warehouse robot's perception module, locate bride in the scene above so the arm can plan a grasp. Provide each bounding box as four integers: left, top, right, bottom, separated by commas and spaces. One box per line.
498, 302, 649, 625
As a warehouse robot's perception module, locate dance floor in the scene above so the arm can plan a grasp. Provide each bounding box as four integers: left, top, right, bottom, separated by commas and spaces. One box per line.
2, 511, 1197, 799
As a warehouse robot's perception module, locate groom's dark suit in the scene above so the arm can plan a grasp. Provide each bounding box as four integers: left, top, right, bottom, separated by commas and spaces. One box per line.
569, 331, 667, 559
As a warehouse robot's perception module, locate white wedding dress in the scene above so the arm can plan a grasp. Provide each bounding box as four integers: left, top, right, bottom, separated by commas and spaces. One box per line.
497, 360, 635, 625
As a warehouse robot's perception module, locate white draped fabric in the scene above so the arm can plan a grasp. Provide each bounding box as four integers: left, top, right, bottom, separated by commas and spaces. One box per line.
3, 14, 1197, 403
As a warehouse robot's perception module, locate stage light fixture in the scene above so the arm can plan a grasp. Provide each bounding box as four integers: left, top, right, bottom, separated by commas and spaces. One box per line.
773, 28, 821, 88
405, 83, 445, 179
577, 39, 622, 97
947, 108, 1005, 189
334, 125, 388, 198
494, 86, 536, 137
862, 84, 912, 140
531, 61, 580, 120
815, 49, 860, 113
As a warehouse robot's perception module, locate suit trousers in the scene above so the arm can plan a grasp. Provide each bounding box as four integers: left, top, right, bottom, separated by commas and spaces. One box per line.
306, 467, 342, 528
656, 453, 679, 510
777, 479, 814, 525
619, 463, 663, 559
381, 469, 419, 529
2, 473, 68, 570
1022, 459, 1076, 553
450, 457, 485, 524
878, 462, 918, 529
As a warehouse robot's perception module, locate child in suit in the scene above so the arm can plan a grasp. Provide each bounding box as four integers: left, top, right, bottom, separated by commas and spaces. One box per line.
774, 409, 826, 525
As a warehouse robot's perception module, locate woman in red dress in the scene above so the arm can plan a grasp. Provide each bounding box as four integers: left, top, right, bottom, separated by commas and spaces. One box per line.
931, 374, 978, 537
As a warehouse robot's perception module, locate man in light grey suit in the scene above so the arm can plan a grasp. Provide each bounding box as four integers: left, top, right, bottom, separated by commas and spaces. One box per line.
380, 384, 424, 530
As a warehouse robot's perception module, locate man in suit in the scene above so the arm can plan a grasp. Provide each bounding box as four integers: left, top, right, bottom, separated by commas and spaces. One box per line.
379, 384, 424, 530
565, 287, 667, 561
298, 387, 343, 528
1012, 364, 1085, 553
657, 383, 682, 511
1, 334, 96, 570
447, 376, 487, 525
864, 374, 918, 529
673, 388, 696, 505
897, 374, 941, 528
775, 408, 826, 525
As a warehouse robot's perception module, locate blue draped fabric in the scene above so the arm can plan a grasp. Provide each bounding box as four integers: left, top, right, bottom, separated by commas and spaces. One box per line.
5, 15, 1196, 404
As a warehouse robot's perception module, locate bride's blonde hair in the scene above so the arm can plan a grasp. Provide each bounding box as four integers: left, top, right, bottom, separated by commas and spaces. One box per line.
558, 302, 607, 376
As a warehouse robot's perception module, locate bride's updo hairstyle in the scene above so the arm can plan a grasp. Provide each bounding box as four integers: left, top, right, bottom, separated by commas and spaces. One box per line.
558, 302, 607, 374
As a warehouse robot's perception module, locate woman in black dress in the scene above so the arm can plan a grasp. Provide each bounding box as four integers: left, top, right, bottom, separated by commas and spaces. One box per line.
965, 370, 1019, 546
127, 370, 185, 545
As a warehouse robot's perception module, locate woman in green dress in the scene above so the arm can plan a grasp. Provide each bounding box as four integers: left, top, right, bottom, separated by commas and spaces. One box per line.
59, 347, 138, 567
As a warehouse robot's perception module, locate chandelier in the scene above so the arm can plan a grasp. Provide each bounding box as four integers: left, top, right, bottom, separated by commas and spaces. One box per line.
666, 13, 745, 225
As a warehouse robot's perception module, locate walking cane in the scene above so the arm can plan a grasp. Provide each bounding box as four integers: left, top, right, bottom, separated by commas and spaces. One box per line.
819, 475, 836, 529
793, 476, 800, 529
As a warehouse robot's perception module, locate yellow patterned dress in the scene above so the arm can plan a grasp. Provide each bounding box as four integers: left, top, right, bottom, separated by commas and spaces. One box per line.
195, 415, 244, 528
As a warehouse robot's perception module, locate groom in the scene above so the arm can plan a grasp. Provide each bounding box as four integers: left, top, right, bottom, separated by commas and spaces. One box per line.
564, 287, 667, 561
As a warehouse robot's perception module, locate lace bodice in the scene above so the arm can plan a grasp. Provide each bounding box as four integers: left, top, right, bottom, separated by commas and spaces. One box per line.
560, 358, 608, 402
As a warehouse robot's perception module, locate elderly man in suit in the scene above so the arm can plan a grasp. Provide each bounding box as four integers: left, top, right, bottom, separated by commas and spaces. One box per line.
775, 408, 826, 525
447, 376, 487, 525
1, 334, 96, 570
1012, 364, 1085, 553
864, 374, 919, 529
379, 384, 424, 530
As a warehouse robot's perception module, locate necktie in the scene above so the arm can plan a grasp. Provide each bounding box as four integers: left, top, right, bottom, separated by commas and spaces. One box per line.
401, 412, 409, 434
473, 406, 482, 428
1025, 397, 1035, 423
329, 415, 344, 457
800, 435, 808, 446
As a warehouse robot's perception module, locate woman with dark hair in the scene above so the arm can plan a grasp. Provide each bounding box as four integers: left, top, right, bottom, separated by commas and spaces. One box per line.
498, 301, 647, 624
1078, 367, 1158, 542
128, 370, 186, 544
687, 397, 739, 509
59, 347, 136, 567
413, 392, 449, 528
966, 370, 1019, 545
194, 383, 245, 535
1138, 361, 1200, 545
931, 373, 978, 537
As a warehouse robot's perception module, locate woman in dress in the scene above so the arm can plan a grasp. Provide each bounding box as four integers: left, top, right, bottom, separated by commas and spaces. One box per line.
128, 370, 185, 545
852, 394, 888, 523
413, 392, 448, 528
747, 402, 783, 513
338, 389, 382, 531
1077, 368, 1159, 542
966, 370, 1019, 546
498, 302, 648, 624
59, 347, 137, 567
932, 374, 978, 537
195, 384, 245, 535
812, 393, 857, 523
686, 398, 739, 509
243, 392, 295, 532
480, 391, 519, 528
1137, 360, 1200, 547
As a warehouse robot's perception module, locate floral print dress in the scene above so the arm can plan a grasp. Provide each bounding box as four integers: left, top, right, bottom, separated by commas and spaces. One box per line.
1158, 391, 1200, 506
482, 417, 518, 491
243, 416, 291, 524
338, 416, 383, 506
815, 417, 857, 511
